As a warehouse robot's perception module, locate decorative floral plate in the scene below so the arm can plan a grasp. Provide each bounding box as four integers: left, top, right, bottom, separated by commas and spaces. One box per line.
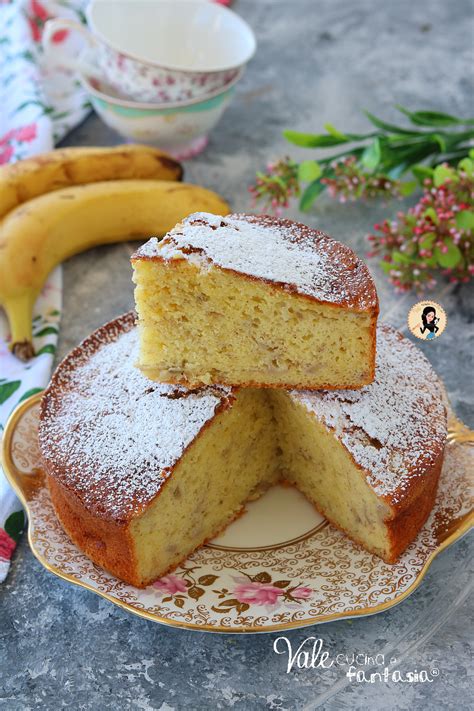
2, 394, 473, 633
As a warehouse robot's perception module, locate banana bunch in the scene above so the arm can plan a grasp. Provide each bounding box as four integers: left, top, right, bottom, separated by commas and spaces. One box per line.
0, 146, 229, 359
0, 144, 183, 219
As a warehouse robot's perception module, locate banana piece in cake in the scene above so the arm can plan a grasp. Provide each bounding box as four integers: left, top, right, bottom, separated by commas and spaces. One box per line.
131, 213, 379, 390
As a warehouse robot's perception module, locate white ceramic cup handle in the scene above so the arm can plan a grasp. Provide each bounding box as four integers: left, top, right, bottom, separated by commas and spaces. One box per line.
42, 19, 97, 71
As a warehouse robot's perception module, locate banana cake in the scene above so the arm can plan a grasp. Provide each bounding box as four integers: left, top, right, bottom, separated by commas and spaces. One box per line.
131, 213, 379, 390
39, 314, 446, 587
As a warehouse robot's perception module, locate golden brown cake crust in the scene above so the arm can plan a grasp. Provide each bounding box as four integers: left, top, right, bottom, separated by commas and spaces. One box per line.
132, 212, 379, 314
47, 474, 139, 585
384, 450, 443, 561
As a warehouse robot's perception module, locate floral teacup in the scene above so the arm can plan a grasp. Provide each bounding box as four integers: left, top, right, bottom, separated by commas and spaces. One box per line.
43, 0, 256, 104
80, 67, 243, 160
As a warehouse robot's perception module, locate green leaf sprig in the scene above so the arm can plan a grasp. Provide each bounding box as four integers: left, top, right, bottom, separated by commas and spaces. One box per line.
249, 106, 474, 212
288, 107, 474, 210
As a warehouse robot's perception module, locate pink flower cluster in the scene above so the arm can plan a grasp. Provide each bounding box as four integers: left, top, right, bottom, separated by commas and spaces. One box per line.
321, 156, 402, 202
248, 158, 300, 215
248, 155, 402, 214
368, 163, 474, 292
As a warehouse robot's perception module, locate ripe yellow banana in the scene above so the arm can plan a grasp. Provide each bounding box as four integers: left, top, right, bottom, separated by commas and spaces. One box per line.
0, 179, 229, 359
0, 144, 183, 220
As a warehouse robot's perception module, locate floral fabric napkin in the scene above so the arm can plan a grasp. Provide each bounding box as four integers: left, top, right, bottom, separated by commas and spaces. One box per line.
0, 0, 89, 582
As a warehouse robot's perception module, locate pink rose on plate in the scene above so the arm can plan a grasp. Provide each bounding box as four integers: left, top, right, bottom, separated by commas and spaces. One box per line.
153, 574, 187, 595
291, 586, 312, 600
234, 582, 283, 606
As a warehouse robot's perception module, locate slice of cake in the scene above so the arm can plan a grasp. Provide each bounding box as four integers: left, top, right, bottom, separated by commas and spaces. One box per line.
39, 315, 446, 587
273, 325, 447, 562
39, 313, 278, 588
131, 213, 379, 390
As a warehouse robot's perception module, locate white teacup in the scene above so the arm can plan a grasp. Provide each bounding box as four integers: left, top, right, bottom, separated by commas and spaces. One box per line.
43, 0, 256, 104
79, 68, 243, 159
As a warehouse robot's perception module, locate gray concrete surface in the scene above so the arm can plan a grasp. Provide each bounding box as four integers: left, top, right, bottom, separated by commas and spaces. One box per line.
1, 0, 473, 709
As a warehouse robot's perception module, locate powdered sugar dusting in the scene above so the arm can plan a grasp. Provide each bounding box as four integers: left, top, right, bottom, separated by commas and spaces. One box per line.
133, 213, 378, 311
39, 314, 233, 521
291, 324, 447, 502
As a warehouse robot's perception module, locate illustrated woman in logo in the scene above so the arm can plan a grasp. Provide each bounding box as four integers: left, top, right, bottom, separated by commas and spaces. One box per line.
419, 306, 440, 340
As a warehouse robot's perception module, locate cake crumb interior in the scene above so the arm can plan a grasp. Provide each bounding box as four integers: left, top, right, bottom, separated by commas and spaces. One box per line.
134, 259, 375, 389
131, 387, 394, 585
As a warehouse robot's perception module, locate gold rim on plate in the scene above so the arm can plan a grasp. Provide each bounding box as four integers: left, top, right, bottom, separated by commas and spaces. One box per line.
2, 393, 473, 634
